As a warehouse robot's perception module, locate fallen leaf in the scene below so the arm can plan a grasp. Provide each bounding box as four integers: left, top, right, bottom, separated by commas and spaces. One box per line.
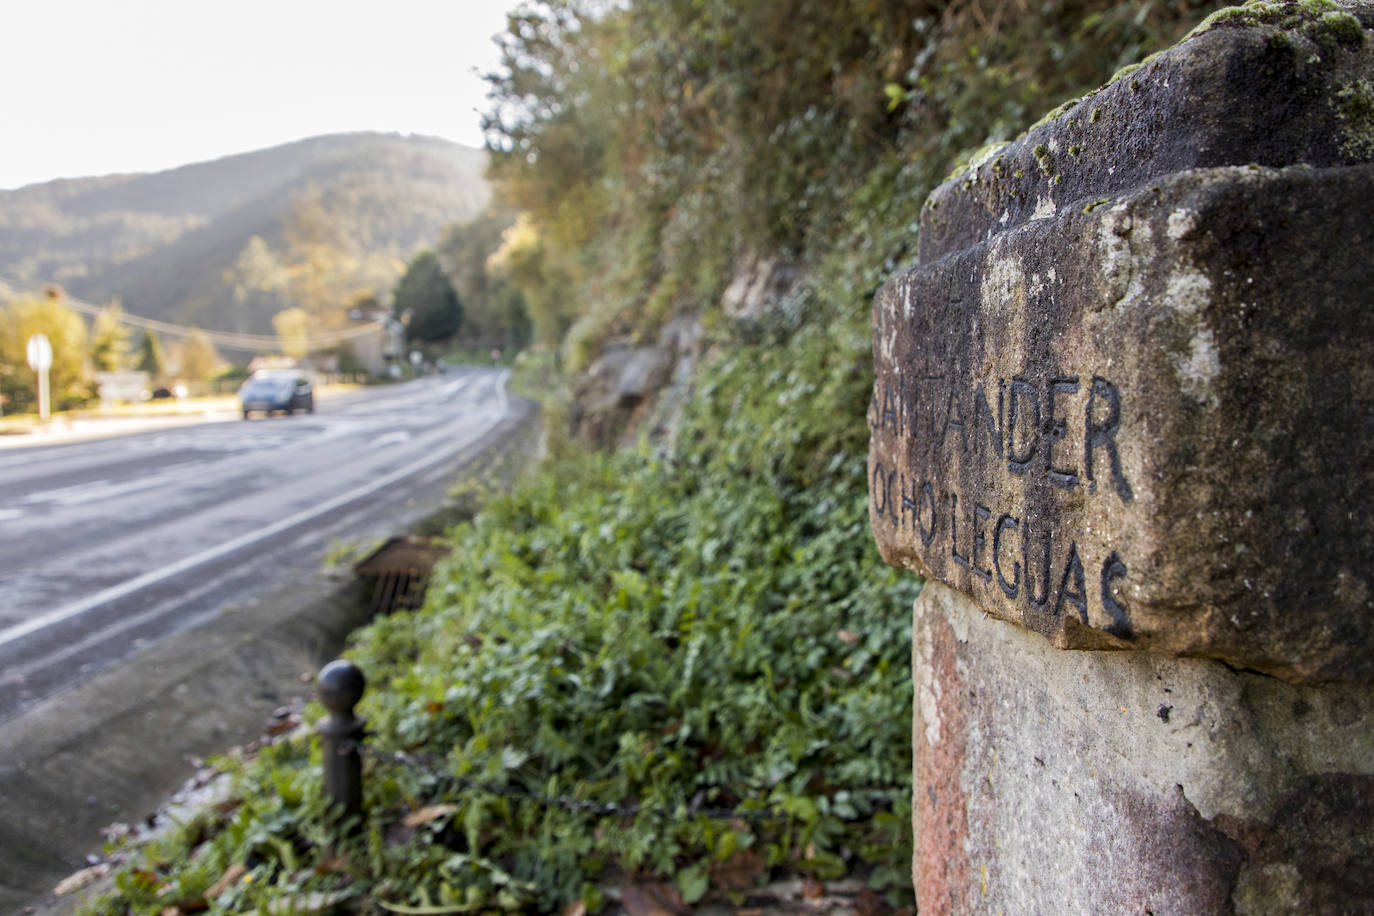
708, 849, 766, 892
316, 854, 352, 876
402, 804, 457, 828
801, 877, 826, 900
205, 864, 247, 899
620, 882, 691, 916
837, 629, 859, 644
54, 863, 111, 896
855, 888, 889, 916
561, 901, 587, 916
264, 715, 300, 736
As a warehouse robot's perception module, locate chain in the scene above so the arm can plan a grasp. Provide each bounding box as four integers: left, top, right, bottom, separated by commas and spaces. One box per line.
363, 745, 903, 823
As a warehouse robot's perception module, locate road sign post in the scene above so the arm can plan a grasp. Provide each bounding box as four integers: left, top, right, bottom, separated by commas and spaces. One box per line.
26, 334, 53, 421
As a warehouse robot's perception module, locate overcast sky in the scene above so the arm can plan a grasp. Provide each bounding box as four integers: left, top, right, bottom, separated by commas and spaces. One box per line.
0, 0, 523, 190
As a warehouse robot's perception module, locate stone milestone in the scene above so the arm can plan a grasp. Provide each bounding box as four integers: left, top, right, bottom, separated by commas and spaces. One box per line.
869, 0, 1374, 683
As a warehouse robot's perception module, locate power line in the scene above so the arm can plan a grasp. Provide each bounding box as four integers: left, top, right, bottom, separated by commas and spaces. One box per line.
0, 275, 391, 354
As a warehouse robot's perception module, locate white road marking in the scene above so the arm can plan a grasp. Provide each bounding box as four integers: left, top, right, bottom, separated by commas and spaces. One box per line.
371, 431, 413, 448
0, 375, 510, 648
440, 376, 475, 398
21, 460, 212, 507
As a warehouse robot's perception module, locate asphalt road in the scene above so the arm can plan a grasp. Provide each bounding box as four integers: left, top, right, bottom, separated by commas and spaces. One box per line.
0, 367, 522, 722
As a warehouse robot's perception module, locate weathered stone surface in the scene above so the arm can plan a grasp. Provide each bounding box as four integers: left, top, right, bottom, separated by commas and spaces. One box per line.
917, 0, 1374, 263
870, 5, 1374, 682
912, 582, 1374, 915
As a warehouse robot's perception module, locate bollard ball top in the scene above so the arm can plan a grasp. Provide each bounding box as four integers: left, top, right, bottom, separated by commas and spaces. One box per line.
317, 659, 365, 715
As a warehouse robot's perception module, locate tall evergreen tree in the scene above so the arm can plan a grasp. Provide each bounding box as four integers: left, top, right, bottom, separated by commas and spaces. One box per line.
136, 330, 167, 381
393, 250, 463, 343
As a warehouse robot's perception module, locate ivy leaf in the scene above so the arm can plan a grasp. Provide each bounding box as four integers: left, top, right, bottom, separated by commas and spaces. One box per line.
676, 863, 709, 905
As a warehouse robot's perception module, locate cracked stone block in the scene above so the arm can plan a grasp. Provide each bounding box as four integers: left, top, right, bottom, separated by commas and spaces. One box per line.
869, 1, 1374, 683
912, 582, 1374, 916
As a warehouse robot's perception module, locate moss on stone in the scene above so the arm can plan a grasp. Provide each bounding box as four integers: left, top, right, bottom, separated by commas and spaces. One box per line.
945, 141, 1011, 181
1333, 78, 1374, 157
1186, 0, 1365, 49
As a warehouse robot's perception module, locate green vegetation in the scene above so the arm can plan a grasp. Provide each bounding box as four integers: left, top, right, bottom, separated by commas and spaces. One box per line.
0, 295, 90, 412
134, 330, 167, 382
175, 330, 225, 395
394, 250, 464, 344
436, 207, 533, 355
89, 302, 131, 372
82, 1, 1221, 912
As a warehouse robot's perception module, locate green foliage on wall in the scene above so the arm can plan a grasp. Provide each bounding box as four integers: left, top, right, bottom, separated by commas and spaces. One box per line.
485, 0, 1220, 370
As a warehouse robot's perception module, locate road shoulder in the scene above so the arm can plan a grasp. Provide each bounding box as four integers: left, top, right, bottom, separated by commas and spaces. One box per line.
0, 564, 372, 913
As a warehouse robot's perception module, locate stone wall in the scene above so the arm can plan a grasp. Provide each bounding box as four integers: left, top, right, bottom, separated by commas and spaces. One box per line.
870, 3, 1374, 910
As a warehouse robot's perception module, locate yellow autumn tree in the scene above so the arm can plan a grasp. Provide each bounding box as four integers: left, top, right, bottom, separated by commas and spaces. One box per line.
0, 297, 90, 413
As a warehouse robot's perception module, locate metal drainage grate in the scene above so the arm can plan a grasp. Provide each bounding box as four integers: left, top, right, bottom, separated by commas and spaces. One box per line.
354, 536, 450, 615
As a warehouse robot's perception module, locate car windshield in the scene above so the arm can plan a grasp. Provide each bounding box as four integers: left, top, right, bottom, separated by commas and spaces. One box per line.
244, 374, 296, 393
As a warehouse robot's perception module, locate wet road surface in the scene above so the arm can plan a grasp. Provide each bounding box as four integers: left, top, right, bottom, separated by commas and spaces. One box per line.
0, 368, 521, 721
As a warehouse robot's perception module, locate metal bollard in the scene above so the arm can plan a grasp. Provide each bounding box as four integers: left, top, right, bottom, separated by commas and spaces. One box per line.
317, 659, 366, 824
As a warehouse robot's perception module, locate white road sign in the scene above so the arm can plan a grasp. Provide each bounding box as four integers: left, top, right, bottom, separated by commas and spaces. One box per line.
26, 334, 52, 372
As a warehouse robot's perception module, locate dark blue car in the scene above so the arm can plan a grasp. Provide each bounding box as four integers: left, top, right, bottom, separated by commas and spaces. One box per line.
239, 370, 314, 419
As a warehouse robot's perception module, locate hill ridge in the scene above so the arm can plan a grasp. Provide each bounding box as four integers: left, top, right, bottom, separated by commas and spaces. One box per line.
0, 132, 489, 334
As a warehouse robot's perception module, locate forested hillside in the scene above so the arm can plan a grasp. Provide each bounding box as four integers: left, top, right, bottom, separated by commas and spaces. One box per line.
0, 133, 487, 334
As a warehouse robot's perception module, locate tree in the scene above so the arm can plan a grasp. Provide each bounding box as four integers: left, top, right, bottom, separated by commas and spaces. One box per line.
176, 330, 222, 392
393, 250, 463, 344
0, 297, 91, 413
436, 207, 533, 352
485, 214, 568, 349
89, 301, 132, 372
136, 330, 167, 381
273, 308, 310, 361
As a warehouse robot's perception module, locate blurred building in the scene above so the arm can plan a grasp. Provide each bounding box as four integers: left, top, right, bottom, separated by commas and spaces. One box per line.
347, 307, 405, 376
